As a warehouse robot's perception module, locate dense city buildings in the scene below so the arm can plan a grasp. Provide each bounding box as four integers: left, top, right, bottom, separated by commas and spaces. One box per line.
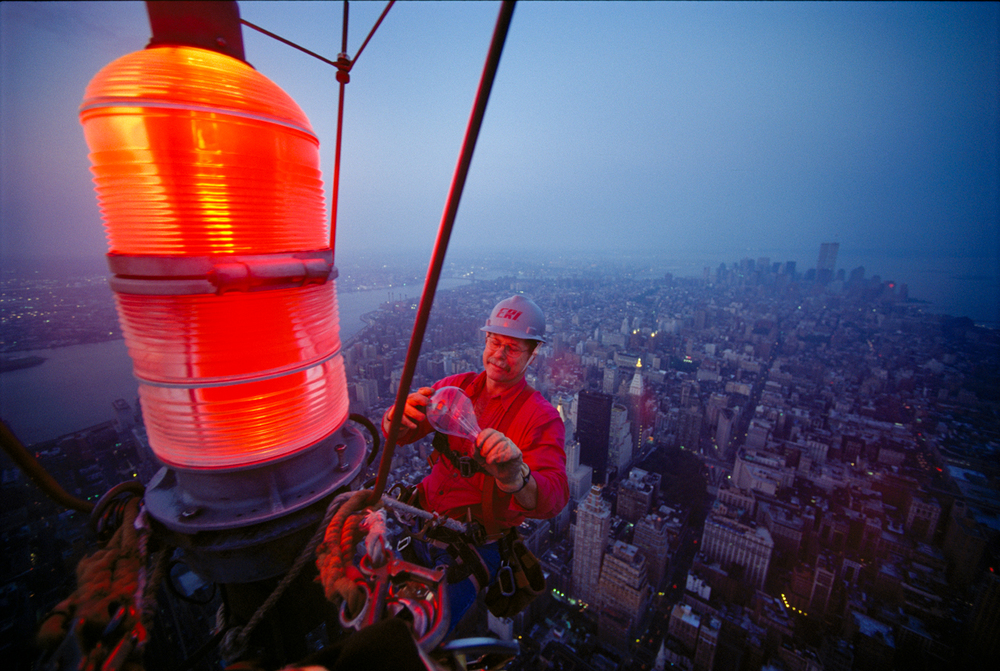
3, 245, 999, 669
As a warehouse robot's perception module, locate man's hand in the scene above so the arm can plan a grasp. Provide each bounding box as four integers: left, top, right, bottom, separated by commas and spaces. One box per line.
475, 428, 527, 492
382, 387, 434, 434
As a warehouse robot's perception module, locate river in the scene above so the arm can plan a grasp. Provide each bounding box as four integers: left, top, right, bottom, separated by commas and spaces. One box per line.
0, 280, 468, 446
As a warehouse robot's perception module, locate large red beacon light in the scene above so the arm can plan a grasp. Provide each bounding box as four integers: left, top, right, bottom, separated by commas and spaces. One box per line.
79, 14, 364, 581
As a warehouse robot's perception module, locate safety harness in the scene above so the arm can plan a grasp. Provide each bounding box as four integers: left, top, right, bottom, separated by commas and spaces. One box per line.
424, 372, 535, 538
413, 372, 537, 596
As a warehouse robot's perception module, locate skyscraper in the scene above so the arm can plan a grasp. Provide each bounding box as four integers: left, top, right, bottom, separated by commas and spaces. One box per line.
627, 362, 647, 457
817, 242, 839, 284
616, 467, 660, 523
564, 436, 594, 502
608, 403, 633, 478
596, 541, 651, 650
700, 512, 774, 590
559, 400, 592, 501
967, 569, 1000, 667
577, 390, 613, 483
602, 365, 618, 395
633, 512, 671, 590
678, 405, 703, 451
573, 485, 612, 604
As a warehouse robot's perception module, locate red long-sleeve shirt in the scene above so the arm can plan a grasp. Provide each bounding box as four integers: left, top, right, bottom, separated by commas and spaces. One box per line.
386, 372, 568, 530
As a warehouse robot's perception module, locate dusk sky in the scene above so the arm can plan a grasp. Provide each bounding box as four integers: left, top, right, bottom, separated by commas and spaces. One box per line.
2, 1, 997, 319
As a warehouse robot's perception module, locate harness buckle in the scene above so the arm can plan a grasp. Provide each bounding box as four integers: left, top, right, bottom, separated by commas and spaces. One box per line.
466, 520, 487, 546
458, 456, 475, 478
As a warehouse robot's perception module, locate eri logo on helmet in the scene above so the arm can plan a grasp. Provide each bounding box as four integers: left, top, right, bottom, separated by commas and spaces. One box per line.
496, 308, 523, 321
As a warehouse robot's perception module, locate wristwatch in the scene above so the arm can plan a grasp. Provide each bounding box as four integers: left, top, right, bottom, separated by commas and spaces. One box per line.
500, 462, 531, 494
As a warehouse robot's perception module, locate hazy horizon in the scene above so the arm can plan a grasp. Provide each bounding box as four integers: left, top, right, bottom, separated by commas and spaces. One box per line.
2, 2, 997, 322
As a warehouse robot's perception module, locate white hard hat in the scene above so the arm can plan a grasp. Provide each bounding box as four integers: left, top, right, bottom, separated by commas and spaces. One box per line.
481, 295, 546, 342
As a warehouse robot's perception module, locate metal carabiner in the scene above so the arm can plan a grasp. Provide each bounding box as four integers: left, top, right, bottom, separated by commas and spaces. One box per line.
497, 564, 516, 597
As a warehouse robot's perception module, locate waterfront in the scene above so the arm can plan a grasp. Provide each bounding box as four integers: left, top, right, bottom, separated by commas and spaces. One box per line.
0, 280, 468, 445
1, 250, 996, 446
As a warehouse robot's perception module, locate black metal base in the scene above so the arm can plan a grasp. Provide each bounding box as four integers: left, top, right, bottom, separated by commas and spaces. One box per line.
145, 422, 366, 582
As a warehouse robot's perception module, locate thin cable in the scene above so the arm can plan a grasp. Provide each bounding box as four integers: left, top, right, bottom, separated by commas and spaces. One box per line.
241, 4, 397, 262
352, 2, 395, 68
331, 67, 348, 258
240, 19, 341, 68
239, 3, 394, 73
221, 490, 357, 662
341, 1, 349, 55
329, 1, 395, 259
373, 0, 517, 500
0, 421, 93, 513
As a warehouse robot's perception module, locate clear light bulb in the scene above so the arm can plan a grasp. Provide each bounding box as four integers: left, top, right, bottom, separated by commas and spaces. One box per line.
426, 386, 481, 440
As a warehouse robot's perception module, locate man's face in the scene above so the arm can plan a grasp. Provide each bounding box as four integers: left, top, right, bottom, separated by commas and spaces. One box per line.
482, 333, 533, 387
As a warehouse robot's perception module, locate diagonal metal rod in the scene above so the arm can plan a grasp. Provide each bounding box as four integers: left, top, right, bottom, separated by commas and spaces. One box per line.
380, 496, 468, 534
239, 2, 392, 72
329, 1, 394, 261
240, 18, 341, 67
352, 1, 395, 68
372, 0, 517, 500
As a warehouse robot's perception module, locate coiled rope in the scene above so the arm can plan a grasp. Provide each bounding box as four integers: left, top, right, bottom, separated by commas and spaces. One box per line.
314, 489, 376, 619
36, 496, 166, 671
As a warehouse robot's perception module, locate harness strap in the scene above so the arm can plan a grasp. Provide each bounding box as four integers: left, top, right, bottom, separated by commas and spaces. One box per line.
481, 474, 499, 541
466, 373, 534, 538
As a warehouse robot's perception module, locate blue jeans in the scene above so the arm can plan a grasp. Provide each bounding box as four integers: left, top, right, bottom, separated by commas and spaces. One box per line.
413, 538, 503, 631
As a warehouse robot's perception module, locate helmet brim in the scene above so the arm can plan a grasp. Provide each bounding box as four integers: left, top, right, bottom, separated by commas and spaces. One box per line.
480, 324, 545, 343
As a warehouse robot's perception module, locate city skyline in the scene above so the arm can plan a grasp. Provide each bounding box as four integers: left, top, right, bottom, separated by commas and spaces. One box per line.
0, 244, 993, 446
2, 2, 996, 309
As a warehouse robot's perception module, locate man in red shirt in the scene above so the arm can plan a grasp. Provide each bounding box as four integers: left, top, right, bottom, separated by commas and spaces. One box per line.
382, 295, 569, 628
